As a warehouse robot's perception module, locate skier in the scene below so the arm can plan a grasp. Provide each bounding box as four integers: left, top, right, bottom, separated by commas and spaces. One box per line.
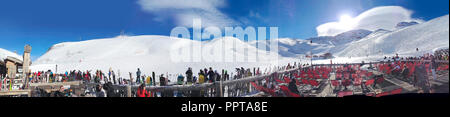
136, 68, 141, 83
198, 70, 205, 84
146, 76, 152, 86
112, 71, 116, 84
159, 74, 166, 86
108, 67, 112, 82
215, 70, 221, 82
186, 67, 193, 84
177, 74, 184, 85
152, 72, 156, 86
208, 68, 215, 83
204, 68, 209, 81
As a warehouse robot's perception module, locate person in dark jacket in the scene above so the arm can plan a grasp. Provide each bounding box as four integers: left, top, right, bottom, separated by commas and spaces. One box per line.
51, 86, 66, 97
160, 74, 166, 86
431, 55, 437, 80
104, 82, 116, 97
215, 70, 221, 82
136, 68, 141, 83
186, 67, 193, 84
415, 60, 431, 93
288, 79, 300, 94
208, 68, 215, 83
152, 72, 156, 86
95, 84, 106, 97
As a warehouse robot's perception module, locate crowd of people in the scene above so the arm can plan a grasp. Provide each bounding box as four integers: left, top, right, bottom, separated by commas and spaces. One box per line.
1, 48, 448, 97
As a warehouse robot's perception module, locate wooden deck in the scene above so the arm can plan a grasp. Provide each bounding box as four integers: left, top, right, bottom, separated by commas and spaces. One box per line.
0, 90, 31, 97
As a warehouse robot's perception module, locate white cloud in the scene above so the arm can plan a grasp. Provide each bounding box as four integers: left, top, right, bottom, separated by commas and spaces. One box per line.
316, 6, 424, 36
137, 0, 239, 28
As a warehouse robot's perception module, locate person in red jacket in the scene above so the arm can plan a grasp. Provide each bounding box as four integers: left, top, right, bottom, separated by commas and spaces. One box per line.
137, 84, 149, 97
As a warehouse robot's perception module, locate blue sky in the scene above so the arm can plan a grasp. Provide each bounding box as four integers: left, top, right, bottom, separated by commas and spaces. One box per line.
0, 0, 448, 60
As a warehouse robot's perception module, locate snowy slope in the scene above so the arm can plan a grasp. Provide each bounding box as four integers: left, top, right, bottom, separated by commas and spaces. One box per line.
31, 35, 295, 80
251, 15, 449, 60
0, 48, 22, 61
249, 29, 373, 57
31, 14, 449, 81
336, 15, 449, 57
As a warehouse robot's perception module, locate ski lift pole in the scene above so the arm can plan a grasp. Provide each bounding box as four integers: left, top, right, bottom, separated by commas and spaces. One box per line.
310, 51, 313, 67
310, 40, 313, 67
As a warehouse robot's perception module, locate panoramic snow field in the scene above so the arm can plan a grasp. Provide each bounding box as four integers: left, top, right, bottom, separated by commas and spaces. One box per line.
0, 14, 447, 81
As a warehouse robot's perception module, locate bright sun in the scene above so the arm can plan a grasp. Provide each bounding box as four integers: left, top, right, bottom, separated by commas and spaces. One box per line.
339, 14, 354, 29
339, 14, 353, 23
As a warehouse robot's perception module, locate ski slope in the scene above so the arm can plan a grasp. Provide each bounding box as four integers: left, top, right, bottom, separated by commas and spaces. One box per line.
250, 14, 449, 60
336, 15, 449, 57
30, 14, 449, 80
31, 35, 296, 80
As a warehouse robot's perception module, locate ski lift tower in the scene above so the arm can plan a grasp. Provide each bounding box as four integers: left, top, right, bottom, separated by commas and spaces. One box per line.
310, 40, 313, 67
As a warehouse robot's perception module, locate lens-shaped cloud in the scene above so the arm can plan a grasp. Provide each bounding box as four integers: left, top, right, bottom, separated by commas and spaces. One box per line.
137, 0, 239, 28
317, 6, 424, 36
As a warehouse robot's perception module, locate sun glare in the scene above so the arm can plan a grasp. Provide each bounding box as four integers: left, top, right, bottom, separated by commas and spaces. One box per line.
339, 14, 354, 29
340, 15, 353, 23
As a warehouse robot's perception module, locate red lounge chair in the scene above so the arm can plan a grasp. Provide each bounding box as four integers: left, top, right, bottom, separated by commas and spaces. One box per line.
290, 92, 301, 97
390, 88, 403, 95
284, 77, 291, 83
301, 79, 309, 85
295, 79, 301, 85
342, 79, 351, 86
250, 82, 262, 91
275, 78, 285, 84
438, 65, 449, 71
331, 80, 340, 87
314, 74, 321, 79
354, 77, 362, 86
367, 72, 373, 77
308, 72, 314, 79
344, 73, 350, 79
352, 74, 357, 79
279, 85, 300, 97
375, 92, 390, 97
366, 93, 375, 97
336, 73, 342, 79
376, 77, 384, 84
337, 91, 353, 97
309, 80, 319, 86
322, 73, 329, 79
301, 71, 306, 78
365, 79, 375, 86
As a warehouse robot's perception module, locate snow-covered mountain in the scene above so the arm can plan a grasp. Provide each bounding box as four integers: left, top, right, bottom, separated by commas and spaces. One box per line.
0, 48, 22, 61
31, 14, 449, 79
336, 15, 449, 57
250, 29, 373, 57
251, 14, 449, 59
31, 36, 295, 78
395, 21, 419, 29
